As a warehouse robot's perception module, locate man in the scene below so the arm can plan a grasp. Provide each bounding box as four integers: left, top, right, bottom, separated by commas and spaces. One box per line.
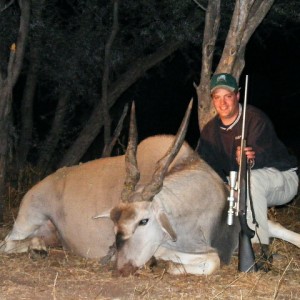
198, 73, 299, 255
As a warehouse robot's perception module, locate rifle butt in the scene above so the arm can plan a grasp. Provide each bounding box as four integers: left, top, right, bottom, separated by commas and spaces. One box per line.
238, 230, 257, 272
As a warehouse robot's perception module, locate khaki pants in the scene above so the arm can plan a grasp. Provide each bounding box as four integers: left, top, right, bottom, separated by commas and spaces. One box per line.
246, 168, 299, 245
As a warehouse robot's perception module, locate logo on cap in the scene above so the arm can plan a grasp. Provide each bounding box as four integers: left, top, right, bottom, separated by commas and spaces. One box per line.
216, 75, 227, 83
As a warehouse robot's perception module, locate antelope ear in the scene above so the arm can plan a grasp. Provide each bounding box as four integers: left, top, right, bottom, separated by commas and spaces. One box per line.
151, 203, 177, 242
93, 209, 111, 219
157, 211, 177, 242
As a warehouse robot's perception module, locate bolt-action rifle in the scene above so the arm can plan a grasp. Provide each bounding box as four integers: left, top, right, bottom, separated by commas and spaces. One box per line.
227, 75, 257, 272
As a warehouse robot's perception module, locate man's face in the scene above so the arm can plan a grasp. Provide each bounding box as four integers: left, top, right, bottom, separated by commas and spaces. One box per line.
211, 88, 240, 124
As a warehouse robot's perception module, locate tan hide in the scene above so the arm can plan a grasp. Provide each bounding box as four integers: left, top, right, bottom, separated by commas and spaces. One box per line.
2, 135, 194, 259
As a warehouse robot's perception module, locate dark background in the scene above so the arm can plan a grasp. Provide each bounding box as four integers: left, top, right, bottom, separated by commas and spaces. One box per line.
4, 1, 298, 168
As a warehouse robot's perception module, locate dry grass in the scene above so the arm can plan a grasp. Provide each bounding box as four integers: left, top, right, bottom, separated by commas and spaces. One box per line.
1, 196, 300, 300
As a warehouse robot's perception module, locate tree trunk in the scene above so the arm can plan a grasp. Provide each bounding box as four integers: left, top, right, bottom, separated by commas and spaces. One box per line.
16, 47, 39, 171
197, 0, 275, 131
0, 86, 12, 223
216, 0, 275, 77
101, 0, 119, 156
196, 0, 221, 131
0, 0, 30, 222
58, 40, 182, 167
36, 91, 71, 178
16, 0, 45, 172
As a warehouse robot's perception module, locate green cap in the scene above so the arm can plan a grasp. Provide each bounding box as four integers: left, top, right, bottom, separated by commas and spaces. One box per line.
210, 73, 238, 93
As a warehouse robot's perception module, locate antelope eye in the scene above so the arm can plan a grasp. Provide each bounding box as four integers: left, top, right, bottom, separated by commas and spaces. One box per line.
139, 218, 149, 226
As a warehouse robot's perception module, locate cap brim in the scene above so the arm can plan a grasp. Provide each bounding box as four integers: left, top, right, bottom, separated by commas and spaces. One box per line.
211, 85, 236, 94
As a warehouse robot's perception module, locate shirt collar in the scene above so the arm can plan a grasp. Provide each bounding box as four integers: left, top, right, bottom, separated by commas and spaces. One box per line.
219, 104, 242, 131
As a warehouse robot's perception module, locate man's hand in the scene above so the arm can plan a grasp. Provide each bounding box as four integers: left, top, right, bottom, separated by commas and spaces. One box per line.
236, 146, 255, 166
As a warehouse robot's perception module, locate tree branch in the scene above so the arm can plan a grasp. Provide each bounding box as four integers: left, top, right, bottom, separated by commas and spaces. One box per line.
101, 103, 128, 158
102, 0, 119, 148
192, 0, 207, 11
11, 0, 30, 86
58, 39, 182, 167
196, 0, 221, 131
0, 0, 15, 12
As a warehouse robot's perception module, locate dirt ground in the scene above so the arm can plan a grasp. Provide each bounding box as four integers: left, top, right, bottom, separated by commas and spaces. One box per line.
1, 198, 300, 300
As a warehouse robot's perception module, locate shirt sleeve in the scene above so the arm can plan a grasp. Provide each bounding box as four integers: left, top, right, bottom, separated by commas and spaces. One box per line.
245, 109, 296, 170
